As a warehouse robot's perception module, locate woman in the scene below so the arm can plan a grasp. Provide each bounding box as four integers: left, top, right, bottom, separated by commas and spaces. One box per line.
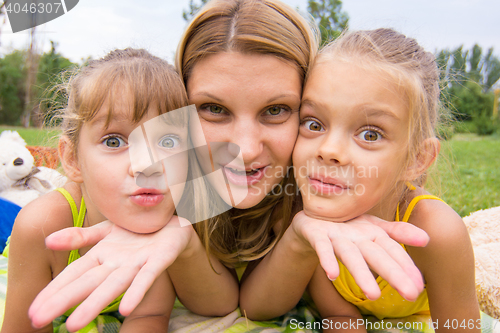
29, 0, 429, 328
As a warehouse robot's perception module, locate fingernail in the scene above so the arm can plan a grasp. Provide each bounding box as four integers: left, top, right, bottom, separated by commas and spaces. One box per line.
327, 275, 335, 281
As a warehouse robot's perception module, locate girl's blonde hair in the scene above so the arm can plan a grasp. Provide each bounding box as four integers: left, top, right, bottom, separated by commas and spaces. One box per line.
61, 48, 188, 152
176, 0, 318, 267
59, 48, 217, 226
317, 28, 441, 188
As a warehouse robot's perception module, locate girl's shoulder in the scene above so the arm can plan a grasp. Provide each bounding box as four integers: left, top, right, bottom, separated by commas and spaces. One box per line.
13, 182, 80, 241
403, 187, 471, 262
403, 187, 464, 235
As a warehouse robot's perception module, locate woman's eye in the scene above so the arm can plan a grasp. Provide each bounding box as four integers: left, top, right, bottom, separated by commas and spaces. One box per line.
159, 135, 180, 149
265, 106, 284, 116
358, 130, 382, 142
103, 136, 126, 148
209, 105, 224, 114
304, 120, 323, 132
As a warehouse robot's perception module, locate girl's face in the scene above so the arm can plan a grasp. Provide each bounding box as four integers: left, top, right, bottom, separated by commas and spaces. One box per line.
73, 91, 189, 233
293, 59, 410, 222
187, 52, 302, 209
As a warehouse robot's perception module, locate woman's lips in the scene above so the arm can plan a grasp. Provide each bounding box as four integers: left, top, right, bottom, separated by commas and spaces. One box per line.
222, 166, 267, 186
308, 176, 348, 195
130, 189, 164, 207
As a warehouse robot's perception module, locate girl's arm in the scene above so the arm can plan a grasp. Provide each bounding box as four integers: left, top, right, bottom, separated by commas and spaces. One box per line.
239, 211, 429, 320
119, 270, 175, 333
2, 192, 70, 333
29, 216, 238, 329
308, 265, 366, 333
167, 227, 239, 317
407, 199, 480, 332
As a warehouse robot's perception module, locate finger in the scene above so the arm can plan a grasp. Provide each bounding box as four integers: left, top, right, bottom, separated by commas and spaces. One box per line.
311, 236, 340, 281
357, 240, 420, 302
333, 239, 381, 300
374, 236, 424, 292
29, 264, 114, 328
119, 258, 167, 316
45, 221, 113, 251
364, 215, 429, 247
65, 265, 139, 332
29, 256, 99, 318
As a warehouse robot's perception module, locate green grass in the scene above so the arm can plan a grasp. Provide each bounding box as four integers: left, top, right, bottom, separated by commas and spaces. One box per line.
429, 133, 500, 217
1, 126, 498, 218
0, 125, 60, 147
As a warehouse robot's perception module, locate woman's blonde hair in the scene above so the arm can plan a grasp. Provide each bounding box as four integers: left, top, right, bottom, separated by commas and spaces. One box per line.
317, 28, 441, 188
176, 0, 318, 267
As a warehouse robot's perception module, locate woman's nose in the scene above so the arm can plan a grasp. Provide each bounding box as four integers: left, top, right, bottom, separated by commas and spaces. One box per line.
232, 120, 263, 163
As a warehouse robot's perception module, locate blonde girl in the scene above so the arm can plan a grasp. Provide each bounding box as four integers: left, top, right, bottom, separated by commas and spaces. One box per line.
290, 28, 479, 331
30, 1, 429, 328
2, 48, 238, 333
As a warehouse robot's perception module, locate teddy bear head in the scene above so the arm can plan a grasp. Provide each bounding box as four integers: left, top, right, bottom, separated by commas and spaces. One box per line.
0, 131, 36, 192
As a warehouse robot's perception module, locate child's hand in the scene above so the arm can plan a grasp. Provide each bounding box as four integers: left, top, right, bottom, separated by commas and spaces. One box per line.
29, 216, 196, 332
291, 211, 429, 302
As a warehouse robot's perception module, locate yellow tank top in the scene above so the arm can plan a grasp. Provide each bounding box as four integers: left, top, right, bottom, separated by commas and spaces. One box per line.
55, 188, 123, 315
332, 189, 444, 320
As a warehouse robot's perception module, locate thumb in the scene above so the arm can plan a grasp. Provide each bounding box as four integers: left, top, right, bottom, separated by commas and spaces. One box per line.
46, 220, 113, 250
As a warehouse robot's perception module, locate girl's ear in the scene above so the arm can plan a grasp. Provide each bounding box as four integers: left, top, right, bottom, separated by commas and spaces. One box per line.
402, 138, 440, 181
59, 136, 83, 183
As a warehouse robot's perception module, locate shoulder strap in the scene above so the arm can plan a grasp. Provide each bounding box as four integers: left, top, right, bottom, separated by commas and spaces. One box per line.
55, 188, 86, 264
55, 188, 78, 225
396, 195, 444, 222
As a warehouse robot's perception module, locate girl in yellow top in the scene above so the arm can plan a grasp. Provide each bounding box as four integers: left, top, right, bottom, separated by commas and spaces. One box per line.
1, 48, 238, 333
292, 28, 479, 331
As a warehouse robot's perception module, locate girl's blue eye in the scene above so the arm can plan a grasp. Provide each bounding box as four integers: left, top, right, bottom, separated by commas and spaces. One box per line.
304, 120, 323, 132
159, 135, 180, 149
359, 130, 382, 142
104, 136, 126, 148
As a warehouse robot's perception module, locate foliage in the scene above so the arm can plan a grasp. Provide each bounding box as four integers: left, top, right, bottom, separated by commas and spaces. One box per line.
0, 50, 26, 125
438, 44, 500, 135
0, 42, 75, 126
182, 0, 209, 22
36, 41, 75, 126
307, 0, 348, 45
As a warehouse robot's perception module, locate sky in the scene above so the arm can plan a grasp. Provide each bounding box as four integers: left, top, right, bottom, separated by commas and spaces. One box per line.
0, 0, 499, 63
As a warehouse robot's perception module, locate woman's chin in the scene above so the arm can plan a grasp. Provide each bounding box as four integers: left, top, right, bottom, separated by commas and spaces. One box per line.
231, 191, 269, 210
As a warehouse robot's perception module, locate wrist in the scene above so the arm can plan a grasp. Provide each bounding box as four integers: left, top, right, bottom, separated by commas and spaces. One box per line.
284, 213, 319, 259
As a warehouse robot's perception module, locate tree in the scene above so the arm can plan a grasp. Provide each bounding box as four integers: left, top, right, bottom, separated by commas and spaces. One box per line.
0, 42, 75, 126
36, 41, 76, 126
0, 1, 9, 47
307, 0, 348, 45
0, 50, 27, 125
439, 45, 500, 134
182, 0, 209, 22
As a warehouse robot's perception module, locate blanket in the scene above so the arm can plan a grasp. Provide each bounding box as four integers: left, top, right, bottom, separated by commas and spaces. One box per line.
0, 256, 497, 332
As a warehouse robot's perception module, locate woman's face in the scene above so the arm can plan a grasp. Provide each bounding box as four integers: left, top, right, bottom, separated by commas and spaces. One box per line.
187, 52, 302, 209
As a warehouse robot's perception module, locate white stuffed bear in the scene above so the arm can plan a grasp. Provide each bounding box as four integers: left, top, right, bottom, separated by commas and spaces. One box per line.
0, 130, 67, 207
